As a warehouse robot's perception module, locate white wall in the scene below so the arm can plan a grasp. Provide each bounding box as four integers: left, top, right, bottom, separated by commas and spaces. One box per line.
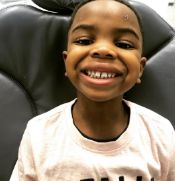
137, 0, 168, 18
136, 0, 175, 27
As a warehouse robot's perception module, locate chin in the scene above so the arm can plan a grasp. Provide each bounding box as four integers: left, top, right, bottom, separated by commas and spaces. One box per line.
85, 93, 121, 103
77, 87, 124, 103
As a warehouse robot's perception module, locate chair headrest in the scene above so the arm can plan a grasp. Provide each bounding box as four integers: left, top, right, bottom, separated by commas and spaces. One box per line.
31, 0, 79, 14
32, 0, 175, 58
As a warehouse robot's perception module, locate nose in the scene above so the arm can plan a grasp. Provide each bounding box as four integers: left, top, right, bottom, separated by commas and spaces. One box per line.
90, 45, 116, 60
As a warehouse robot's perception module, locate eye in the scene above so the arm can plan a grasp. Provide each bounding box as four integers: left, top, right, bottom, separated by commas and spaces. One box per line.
115, 41, 134, 49
74, 37, 94, 45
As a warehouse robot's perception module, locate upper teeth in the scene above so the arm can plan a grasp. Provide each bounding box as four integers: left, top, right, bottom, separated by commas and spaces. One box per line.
86, 70, 116, 79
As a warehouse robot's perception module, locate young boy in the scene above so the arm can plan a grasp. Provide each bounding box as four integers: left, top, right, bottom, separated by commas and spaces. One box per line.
10, 0, 175, 180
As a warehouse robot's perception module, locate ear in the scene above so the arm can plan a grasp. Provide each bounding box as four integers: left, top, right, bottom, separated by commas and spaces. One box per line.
62, 51, 68, 63
136, 57, 147, 84
62, 51, 68, 76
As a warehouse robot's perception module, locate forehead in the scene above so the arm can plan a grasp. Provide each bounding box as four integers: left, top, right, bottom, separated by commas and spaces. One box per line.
70, 0, 141, 33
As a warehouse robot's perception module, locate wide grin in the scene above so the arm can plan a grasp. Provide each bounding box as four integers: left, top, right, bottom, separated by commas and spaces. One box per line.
83, 70, 119, 79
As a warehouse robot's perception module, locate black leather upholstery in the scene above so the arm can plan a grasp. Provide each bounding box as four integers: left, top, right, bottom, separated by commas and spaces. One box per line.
0, 5, 75, 180
0, 0, 175, 180
32, 0, 80, 13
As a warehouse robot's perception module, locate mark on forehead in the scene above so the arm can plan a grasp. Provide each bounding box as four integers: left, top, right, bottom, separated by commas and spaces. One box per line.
123, 14, 129, 21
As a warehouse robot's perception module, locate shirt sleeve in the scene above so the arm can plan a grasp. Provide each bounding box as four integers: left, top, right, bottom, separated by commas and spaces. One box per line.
9, 162, 19, 181
167, 128, 175, 181
9, 125, 37, 181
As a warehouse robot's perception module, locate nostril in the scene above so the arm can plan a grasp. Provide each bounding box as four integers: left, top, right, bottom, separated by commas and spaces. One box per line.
90, 46, 116, 59
92, 52, 114, 59
105, 54, 113, 59
93, 52, 100, 57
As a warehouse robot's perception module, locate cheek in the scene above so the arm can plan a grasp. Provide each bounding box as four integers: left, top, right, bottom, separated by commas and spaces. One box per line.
129, 61, 141, 76
65, 47, 89, 70
128, 51, 142, 65
124, 55, 142, 77
64, 53, 79, 80
68, 43, 90, 57
65, 48, 81, 67
68, 45, 85, 54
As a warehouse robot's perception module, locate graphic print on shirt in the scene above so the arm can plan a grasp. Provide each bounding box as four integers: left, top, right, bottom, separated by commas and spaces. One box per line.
80, 176, 155, 181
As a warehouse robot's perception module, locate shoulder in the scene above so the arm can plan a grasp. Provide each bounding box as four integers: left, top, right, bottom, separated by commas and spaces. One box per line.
26, 99, 75, 134
126, 100, 174, 131
17, 100, 76, 159
125, 100, 175, 149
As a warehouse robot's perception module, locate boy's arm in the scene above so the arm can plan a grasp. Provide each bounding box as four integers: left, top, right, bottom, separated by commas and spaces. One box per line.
9, 127, 37, 181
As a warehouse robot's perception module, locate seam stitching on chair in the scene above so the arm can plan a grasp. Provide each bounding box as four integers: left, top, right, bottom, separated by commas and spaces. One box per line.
0, 69, 38, 116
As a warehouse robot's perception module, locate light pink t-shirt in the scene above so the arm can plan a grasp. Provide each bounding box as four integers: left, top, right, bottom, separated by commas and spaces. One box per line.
10, 100, 175, 181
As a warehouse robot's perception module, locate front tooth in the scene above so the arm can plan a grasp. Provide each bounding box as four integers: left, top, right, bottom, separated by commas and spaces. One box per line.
86, 70, 116, 79
101, 72, 107, 78
95, 72, 101, 78
90, 71, 95, 77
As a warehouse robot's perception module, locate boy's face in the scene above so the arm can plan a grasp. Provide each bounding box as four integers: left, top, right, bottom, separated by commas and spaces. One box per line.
63, 0, 146, 102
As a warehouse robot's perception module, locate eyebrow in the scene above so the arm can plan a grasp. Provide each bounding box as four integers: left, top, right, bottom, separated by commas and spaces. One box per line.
114, 28, 140, 40
71, 24, 140, 40
71, 24, 96, 33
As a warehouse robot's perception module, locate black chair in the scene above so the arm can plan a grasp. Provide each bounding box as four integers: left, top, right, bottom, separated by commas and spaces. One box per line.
0, 0, 175, 180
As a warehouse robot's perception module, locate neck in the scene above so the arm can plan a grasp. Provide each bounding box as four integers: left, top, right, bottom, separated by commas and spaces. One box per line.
72, 95, 129, 141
